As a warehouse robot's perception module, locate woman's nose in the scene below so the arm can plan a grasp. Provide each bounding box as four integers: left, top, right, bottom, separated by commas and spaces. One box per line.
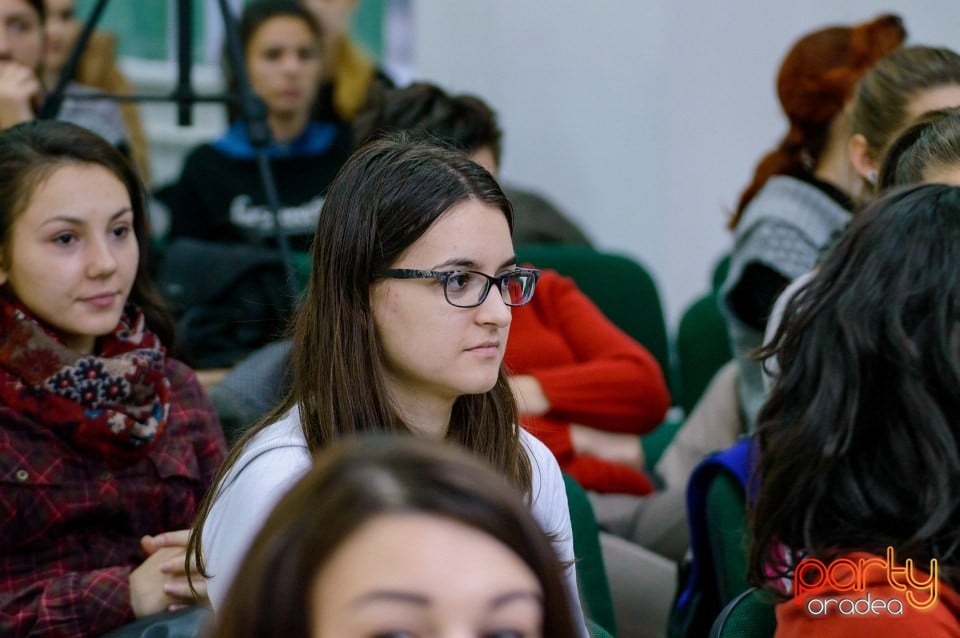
475, 285, 512, 327
85, 238, 118, 278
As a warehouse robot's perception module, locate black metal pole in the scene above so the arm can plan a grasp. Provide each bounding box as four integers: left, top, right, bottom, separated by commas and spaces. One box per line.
175, 0, 193, 126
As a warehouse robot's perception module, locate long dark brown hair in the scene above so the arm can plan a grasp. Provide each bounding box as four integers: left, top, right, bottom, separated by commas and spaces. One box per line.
207, 436, 577, 638
0, 120, 174, 346
749, 184, 960, 595
189, 134, 531, 576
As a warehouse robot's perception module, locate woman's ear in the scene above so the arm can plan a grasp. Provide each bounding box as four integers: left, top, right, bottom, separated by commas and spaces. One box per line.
849, 133, 879, 184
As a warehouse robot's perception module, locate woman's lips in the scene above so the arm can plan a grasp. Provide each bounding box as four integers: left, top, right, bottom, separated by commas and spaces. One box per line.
82, 293, 117, 308
467, 341, 501, 356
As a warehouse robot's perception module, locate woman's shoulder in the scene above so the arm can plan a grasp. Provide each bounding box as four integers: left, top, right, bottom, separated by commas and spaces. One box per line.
519, 426, 555, 467
519, 428, 564, 497
738, 176, 851, 240
163, 357, 200, 386
163, 358, 215, 413
182, 140, 226, 166
173, 143, 228, 185
157, 357, 224, 450
225, 409, 310, 481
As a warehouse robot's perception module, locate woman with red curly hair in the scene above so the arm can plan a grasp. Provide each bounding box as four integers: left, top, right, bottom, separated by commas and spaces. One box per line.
720, 14, 906, 432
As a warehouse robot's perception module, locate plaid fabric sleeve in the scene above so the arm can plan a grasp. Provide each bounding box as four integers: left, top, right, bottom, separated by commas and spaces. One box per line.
3, 565, 134, 638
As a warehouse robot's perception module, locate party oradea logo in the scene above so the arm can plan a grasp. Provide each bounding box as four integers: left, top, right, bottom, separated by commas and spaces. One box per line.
793, 547, 938, 617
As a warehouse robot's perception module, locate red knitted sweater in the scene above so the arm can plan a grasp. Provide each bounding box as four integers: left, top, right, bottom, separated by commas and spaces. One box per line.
505, 269, 670, 494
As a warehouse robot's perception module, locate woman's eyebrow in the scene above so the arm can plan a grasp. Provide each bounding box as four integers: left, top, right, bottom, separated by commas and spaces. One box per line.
39, 207, 133, 227
430, 256, 519, 271
487, 590, 543, 610
349, 590, 430, 609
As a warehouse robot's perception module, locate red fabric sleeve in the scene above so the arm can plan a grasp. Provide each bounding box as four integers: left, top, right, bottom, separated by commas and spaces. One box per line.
562, 455, 654, 495
508, 270, 670, 433
520, 419, 653, 495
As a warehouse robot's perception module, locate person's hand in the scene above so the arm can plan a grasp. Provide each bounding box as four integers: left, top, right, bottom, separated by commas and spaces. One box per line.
569, 424, 645, 470
140, 529, 191, 554
508, 374, 550, 416
130, 530, 208, 616
129, 546, 189, 617
0, 61, 40, 129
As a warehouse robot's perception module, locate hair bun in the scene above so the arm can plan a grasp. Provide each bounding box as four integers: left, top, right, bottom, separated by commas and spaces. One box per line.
776, 13, 906, 132
850, 13, 907, 66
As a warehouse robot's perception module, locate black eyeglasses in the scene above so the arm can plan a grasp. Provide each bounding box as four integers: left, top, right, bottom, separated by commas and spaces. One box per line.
380, 268, 541, 308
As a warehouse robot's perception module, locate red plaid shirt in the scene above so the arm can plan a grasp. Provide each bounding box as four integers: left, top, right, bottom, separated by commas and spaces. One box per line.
0, 359, 226, 638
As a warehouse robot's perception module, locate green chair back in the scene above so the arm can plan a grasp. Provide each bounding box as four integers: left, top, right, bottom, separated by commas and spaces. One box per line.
706, 470, 750, 609
563, 473, 617, 637
712, 254, 731, 292
516, 244, 672, 388
588, 618, 616, 638
708, 588, 777, 638
292, 250, 312, 289
676, 291, 732, 415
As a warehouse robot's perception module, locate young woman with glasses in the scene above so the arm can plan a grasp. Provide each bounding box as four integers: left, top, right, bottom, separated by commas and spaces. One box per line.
187, 133, 588, 635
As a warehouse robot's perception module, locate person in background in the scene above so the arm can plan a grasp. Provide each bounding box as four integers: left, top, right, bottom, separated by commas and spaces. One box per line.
300, 0, 394, 126
41, 0, 152, 184
848, 47, 960, 188
721, 14, 905, 432
0, 0, 43, 130
211, 82, 667, 502
749, 184, 960, 637
761, 52, 960, 389
188, 134, 589, 636
207, 436, 580, 638
879, 106, 960, 188
168, 0, 351, 250
354, 82, 593, 245
207, 81, 596, 430
0, 120, 225, 637
0, 0, 127, 149
353, 83, 670, 498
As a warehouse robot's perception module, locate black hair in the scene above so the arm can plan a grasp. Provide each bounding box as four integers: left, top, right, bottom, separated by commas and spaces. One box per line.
750, 184, 960, 594
879, 107, 960, 190
355, 82, 504, 166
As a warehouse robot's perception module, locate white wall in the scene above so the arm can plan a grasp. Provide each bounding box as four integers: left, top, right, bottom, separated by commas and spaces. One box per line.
412, 1, 960, 324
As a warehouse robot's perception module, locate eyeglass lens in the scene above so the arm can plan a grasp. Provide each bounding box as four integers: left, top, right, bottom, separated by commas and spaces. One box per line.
445, 271, 535, 307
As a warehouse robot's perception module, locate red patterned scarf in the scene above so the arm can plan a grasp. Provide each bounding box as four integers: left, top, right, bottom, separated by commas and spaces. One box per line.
0, 296, 170, 463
